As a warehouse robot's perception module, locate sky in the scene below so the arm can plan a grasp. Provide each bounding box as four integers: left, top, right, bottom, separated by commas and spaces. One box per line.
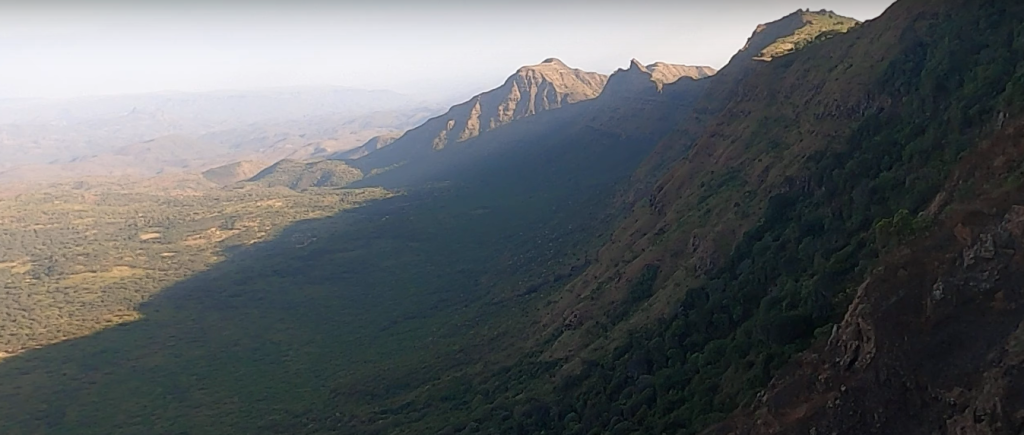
0, 0, 896, 101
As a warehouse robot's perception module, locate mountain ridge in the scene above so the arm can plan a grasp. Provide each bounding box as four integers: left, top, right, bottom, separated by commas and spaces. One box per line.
348, 59, 609, 173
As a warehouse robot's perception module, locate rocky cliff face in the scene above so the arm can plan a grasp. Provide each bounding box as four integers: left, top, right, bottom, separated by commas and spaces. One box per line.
416, 58, 606, 150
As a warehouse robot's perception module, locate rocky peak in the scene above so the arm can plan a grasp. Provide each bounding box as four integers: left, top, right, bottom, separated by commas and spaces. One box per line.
628, 58, 649, 73
349, 59, 608, 171
416, 59, 607, 148
736, 9, 860, 62
600, 59, 661, 97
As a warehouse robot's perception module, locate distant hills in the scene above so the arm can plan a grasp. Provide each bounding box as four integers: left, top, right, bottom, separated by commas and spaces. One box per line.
0, 88, 445, 184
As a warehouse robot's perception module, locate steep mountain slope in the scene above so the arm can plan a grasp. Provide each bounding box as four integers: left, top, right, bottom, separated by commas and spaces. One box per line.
349, 59, 608, 172
710, 120, 1024, 435
471, 1, 1023, 434
247, 159, 363, 190
627, 9, 861, 195
703, 2, 1024, 434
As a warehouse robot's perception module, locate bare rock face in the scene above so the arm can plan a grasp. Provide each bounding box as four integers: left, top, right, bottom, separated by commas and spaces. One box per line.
350, 59, 608, 172
432, 58, 608, 149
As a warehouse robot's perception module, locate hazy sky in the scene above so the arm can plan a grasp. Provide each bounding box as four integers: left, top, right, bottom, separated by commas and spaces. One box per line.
0, 0, 896, 101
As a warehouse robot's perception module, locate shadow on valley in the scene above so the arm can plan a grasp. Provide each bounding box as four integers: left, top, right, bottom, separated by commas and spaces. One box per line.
0, 100, 663, 435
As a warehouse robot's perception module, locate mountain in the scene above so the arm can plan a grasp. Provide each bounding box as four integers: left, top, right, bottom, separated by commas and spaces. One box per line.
4, 2, 1023, 435
513, 2, 1024, 435
349, 58, 608, 172
246, 159, 363, 190
346, 59, 717, 169
201, 160, 269, 186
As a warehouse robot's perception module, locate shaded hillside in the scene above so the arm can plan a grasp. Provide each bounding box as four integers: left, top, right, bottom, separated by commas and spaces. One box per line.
0, 57, 663, 434
481, 1, 1024, 434
710, 118, 1024, 435
628, 9, 862, 198
595, 59, 717, 102
201, 160, 269, 185
0, 17, 729, 435
349, 59, 608, 173
247, 159, 364, 190
599, 59, 666, 98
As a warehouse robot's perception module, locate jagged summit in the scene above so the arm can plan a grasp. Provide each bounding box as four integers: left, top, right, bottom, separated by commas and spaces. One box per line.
628, 58, 649, 72
350, 59, 608, 171
602, 59, 715, 97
